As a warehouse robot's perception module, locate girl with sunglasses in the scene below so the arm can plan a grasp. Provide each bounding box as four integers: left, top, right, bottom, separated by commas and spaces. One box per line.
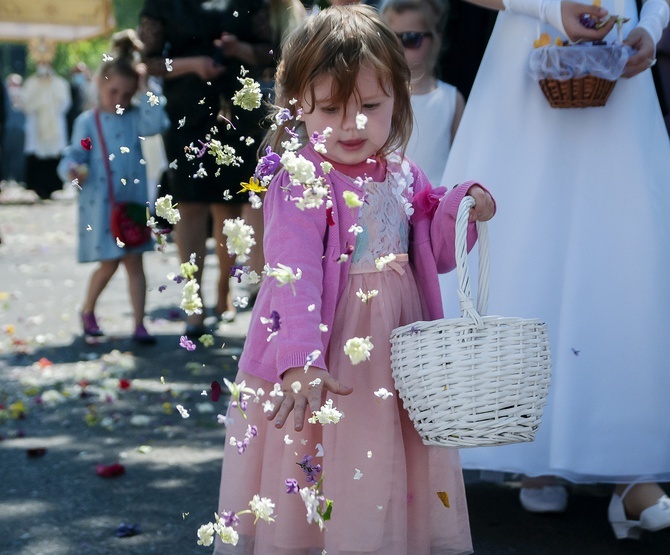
381, 0, 466, 185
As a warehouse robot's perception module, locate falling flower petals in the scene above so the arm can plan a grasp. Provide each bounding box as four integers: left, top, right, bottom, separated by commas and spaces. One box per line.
375, 253, 397, 271
265, 263, 302, 294
232, 74, 263, 111
356, 288, 379, 304
343, 190, 364, 208
308, 399, 343, 425
211, 380, 222, 402
304, 350, 321, 372
356, 113, 368, 130
249, 495, 276, 523
175, 404, 190, 419
437, 491, 451, 508
155, 195, 181, 224
239, 176, 267, 194
180, 279, 203, 315
199, 334, 215, 347
285, 478, 300, 494
179, 336, 196, 351
223, 218, 256, 263
300, 487, 325, 531
343, 336, 374, 365
197, 523, 215, 546
96, 463, 125, 478
115, 523, 141, 537
374, 388, 394, 399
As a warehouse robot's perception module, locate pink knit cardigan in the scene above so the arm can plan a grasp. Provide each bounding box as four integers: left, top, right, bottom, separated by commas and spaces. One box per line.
238, 145, 487, 383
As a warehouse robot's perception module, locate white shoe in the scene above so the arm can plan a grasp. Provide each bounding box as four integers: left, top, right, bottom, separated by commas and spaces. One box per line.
608, 492, 670, 539
608, 492, 641, 539
519, 485, 568, 513
640, 495, 670, 532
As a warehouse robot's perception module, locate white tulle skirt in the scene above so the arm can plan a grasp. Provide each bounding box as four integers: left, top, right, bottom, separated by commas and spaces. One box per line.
439, 2, 670, 483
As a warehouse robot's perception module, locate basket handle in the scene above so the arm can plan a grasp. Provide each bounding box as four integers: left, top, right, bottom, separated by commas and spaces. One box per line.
455, 195, 489, 323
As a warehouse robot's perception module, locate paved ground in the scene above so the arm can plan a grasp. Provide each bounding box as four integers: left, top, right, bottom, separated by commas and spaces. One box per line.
0, 189, 668, 554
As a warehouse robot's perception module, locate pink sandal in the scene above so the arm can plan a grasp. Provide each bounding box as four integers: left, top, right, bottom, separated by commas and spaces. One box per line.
81, 312, 104, 337
132, 324, 156, 345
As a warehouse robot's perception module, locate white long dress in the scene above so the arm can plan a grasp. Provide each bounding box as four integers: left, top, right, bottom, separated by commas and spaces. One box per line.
440, 1, 670, 483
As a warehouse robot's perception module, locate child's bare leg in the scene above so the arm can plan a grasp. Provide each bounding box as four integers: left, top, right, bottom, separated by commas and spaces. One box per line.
122, 253, 147, 329
174, 202, 210, 327
211, 203, 243, 317
82, 260, 120, 314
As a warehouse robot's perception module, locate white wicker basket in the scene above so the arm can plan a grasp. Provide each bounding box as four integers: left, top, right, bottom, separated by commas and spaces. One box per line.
390, 196, 551, 447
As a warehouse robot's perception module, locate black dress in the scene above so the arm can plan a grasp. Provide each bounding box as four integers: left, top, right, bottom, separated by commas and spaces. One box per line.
139, 0, 270, 204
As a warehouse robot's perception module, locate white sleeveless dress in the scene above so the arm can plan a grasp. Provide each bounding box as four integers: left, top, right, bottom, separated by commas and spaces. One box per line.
406, 80, 458, 185
439, 1, 670, 483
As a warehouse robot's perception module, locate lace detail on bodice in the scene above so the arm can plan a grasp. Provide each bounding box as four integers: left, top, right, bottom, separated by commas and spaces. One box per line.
351, 174, 410, 267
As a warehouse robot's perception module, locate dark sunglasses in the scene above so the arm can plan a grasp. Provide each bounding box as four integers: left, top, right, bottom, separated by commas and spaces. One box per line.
395, 32, 434, 49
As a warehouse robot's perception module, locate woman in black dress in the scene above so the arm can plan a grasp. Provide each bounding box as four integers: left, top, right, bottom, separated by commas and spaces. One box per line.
139, 0, 270, 335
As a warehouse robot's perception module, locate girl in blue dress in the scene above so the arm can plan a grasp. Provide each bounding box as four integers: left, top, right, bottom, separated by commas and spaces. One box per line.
58, 35, 169, 343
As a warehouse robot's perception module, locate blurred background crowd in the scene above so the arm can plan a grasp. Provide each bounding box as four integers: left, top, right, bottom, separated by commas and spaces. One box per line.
1, 0, 667, 202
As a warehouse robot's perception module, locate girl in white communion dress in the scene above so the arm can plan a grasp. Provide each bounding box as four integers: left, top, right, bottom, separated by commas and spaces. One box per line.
440, 0, 670, 540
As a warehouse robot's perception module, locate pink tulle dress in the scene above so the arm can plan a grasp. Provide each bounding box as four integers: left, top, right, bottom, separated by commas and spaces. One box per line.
214, 174, 472, 555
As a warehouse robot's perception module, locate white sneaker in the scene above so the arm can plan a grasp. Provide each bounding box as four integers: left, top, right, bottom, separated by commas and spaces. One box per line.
519, 485, 568, 513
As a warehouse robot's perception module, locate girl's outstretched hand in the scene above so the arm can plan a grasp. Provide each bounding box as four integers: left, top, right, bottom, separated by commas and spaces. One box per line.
268, 366, 353, 431
466, 185, 496, 222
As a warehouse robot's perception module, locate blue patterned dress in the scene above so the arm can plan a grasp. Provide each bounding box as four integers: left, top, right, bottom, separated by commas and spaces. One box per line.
58, 96, 169, 262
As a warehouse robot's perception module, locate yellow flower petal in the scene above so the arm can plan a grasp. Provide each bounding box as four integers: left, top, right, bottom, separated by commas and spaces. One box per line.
436, 491, 450, 508
239, 176, 267, 194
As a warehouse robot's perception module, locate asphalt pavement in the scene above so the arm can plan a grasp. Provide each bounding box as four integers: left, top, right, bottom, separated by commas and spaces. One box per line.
0, 188, 667, 554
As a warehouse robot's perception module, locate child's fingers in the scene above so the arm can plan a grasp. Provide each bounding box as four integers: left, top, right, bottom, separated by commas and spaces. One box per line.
292, 396, 308, 432
322, 374, 353, 397
270, 395, 295, 429
307, 382, 324, 415
466, 187, 495, 222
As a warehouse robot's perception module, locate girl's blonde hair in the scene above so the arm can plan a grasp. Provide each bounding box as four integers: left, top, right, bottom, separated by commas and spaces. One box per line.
98, 29, 143, 84
266, 5, 413, 156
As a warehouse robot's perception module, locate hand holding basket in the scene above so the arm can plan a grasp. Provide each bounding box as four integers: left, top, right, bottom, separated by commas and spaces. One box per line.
390, 196, 552, 447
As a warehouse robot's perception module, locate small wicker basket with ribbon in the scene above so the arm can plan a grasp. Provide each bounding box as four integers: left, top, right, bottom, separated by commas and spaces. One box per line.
390, 196, 552, 448
530, 42, 633, 108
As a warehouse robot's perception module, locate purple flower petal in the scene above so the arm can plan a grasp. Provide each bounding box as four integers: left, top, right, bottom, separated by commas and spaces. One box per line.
179, 336, 196, 351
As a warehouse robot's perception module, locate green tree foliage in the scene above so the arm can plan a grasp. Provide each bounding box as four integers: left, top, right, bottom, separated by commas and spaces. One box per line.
49, 0, 142, 77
